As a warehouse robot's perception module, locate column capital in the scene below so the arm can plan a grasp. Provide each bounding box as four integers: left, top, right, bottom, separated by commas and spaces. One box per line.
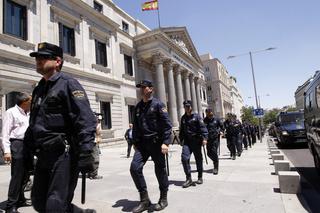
182, 70, 191, 78
163, 59, 174, 69
152, 52, 165, 65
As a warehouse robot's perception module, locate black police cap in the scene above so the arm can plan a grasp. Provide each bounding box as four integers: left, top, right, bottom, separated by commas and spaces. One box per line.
183, 100, 192, 107
136, 79, 153, 88
30, 42, 63, 58
206, 108, 213, 113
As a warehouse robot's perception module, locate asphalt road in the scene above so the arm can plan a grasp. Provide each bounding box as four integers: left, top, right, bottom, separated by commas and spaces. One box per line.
276, 139, 320, 212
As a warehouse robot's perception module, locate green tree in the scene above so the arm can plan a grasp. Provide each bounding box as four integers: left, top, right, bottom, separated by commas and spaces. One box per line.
263, 108, 280, 125
240, 106, 259, 125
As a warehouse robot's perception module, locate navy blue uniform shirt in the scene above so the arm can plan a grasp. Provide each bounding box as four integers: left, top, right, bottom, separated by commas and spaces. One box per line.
179, 113, 208, 142
132, 97, 172, 145
25, 72, 96, 153
204, 116, 224, 139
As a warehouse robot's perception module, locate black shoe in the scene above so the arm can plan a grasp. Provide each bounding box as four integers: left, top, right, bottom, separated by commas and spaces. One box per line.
5, 206, 20, 213
154, 191, 168, 211
17, 199, 32, 207
195, 177, 203, 184
71, 204, 96, 213
237, 152, 241, 157
213, 162, 219, 175
89, 175, 103, 180
182, 177, 194, 188
132, 191, 151, 213
232, 155, 236, 160
24, 179, 33, 192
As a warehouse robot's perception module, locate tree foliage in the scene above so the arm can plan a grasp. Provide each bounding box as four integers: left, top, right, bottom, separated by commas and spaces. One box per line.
263, 108, 280, 125
240, 106, 259, 125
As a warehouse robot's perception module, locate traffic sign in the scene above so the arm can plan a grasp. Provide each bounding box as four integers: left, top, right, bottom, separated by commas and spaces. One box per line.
253, 108, 264, 117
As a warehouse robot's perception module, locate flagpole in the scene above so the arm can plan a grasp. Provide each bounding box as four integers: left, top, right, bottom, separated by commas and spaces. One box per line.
157, 0, 161, 29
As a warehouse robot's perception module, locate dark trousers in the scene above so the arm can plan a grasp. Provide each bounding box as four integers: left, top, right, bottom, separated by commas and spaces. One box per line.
247, 135, 252, 147
32, 150, 78, 212
236, 134, 243, 154
207, 138, 219, 163
226, 136, 236, 156
7, 139, 29, 209
127, 139, 133, 157
181, 141, 203, 178
130, 142, 168, 193
251, 133, 257, 144
242, 135, 248, 148
89, 144, 100, 177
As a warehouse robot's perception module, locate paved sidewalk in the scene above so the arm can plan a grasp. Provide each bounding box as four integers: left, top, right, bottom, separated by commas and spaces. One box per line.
0, 137, 308, 212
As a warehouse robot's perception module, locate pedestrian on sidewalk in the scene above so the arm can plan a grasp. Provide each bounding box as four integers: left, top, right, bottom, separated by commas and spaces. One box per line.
26, 42, 97, 213
124, 123, 133, 158
204, 108, 224, 175
130, 79, 172, 212
1, 92, 32, 213
179, 100, 208, 188
88, 113, 103, 180
233, 114, 243, 157
224, 113, 239, 160
250, 124, 257, 145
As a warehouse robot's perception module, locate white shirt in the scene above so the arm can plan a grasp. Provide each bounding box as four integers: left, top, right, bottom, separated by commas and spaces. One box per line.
1, 105, 29, 154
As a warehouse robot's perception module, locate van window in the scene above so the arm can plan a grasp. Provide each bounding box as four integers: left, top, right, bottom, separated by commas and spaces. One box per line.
316, 85, 320, 108
305, 92, 310, 109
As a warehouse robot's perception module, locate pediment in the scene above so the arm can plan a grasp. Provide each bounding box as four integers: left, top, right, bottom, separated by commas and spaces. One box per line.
161, 27, 202, 64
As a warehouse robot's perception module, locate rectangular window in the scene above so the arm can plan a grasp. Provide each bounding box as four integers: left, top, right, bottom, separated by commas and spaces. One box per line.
203, 90, 206, 101
95, 40, 107, 67
4, 0, 27, 40
316, 85, 320, 108
128, 105, 135, 124
59, 23, 75, 56
94, 1, 103, 13
124, 54, 133, 76
100, 101, 112, 129
122, 21, 129, 33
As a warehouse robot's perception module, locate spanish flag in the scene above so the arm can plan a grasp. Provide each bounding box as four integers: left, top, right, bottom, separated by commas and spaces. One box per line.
142, 0, 158, 11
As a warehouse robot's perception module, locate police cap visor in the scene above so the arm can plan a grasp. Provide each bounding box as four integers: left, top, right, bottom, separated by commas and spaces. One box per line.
30, 42, 63, 58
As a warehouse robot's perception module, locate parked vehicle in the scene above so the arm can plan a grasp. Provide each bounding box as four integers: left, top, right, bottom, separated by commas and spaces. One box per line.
274, 111, 307, 146
304, 71, 320, 174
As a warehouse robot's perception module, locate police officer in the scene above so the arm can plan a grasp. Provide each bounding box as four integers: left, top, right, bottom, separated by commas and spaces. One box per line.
130, 80, 172, 212
203, 108, 224, 175
233, 114, 243, 157
224, 113, 238, 160
179, 100, 208, 188
25, 42, 97, 213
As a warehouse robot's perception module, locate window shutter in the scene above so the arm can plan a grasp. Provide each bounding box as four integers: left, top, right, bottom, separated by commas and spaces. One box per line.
70, 29, 75, 56
58, 23, 63, 49
21, 6, 27, 40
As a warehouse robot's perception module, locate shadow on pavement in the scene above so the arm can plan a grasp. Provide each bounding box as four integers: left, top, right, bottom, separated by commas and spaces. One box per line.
112, 199, 155, 212
203, 169, 213, 174
112, 199, 139, 212
276, 143, 308, 150
169, 180, 185, 187
273, 188, 280, 193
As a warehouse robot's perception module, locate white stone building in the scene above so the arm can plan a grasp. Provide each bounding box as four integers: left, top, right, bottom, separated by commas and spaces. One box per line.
201, 53, 232, 118
229, 76, 244, 119
0, 0, 206, 142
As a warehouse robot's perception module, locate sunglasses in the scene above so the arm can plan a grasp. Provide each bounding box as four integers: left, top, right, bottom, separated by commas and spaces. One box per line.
35, 55, 57, 60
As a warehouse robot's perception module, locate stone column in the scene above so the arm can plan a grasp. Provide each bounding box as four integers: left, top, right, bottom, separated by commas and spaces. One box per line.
153, 53, 167, 105
165, 60, 179, 127
196, 77, 203, 117
174, 65, 184, 120
183, 71, 191, 101
190, 74, 198, 113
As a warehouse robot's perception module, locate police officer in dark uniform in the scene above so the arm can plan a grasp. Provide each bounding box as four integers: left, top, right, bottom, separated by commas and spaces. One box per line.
130, 80, 172, 212
25, 42, 97, 213
224, 113, 240, 160
233, 114, 243, 157
179, 100, 208, 188
203, 108, 224, 175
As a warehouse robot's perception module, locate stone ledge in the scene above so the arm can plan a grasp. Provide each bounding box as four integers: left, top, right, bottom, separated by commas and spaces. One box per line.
92, 64, 111, 73
122, 73, 135, 81
64, 54, 80, 64
0, 34, 35, 51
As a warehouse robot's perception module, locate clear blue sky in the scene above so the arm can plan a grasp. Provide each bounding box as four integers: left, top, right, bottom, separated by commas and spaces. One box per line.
113, 0, 320, 109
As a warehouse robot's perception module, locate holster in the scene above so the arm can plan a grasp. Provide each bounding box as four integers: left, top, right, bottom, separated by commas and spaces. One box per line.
41, 134, 67, 153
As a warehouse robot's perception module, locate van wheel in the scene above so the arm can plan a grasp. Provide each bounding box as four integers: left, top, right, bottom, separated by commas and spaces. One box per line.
313, 149, 320, 175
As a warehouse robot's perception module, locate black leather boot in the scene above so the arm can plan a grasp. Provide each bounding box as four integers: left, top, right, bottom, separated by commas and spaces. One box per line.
213, 162, 219, 175
132, 191, 151, 213
154, 191, 168, 211
182, 177, 194, 188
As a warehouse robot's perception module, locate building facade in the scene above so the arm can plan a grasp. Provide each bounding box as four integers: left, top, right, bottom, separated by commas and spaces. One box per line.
201, 53, 232, 118
0, 0, 206, 142
229, 76, 244, 119
0, 0, 151, 142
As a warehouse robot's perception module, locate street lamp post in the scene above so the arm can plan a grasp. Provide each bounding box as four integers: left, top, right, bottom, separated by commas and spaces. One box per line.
228, 47, 276, 143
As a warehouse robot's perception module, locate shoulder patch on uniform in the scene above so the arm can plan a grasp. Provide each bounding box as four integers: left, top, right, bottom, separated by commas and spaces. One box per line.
161, 107, 167, 113
72, 90, 85, 99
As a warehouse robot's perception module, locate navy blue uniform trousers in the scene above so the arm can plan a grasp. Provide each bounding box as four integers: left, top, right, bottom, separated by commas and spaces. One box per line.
181, 139, 203, 178
207, 137, 219, 163
130, 142, 168, 193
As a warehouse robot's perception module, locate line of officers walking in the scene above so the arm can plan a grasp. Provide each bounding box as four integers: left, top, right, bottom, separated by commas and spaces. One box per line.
0, 42, 261, 213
